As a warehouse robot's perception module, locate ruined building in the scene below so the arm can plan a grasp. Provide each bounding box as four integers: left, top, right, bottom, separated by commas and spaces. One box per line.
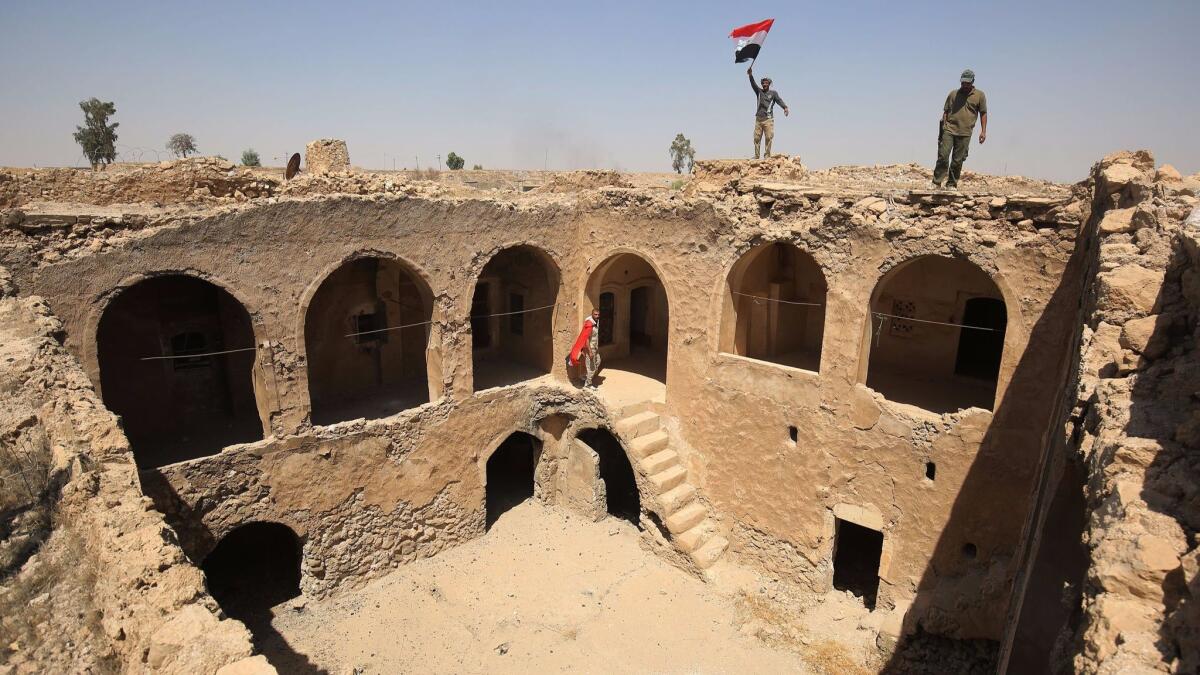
0, 150, 1197, 674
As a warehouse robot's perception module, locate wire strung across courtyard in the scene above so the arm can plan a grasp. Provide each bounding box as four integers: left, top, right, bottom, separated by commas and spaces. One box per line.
137, 302, 562, 360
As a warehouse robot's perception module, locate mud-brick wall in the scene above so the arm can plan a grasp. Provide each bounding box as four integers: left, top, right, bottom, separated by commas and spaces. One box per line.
568, 184, 1088, 641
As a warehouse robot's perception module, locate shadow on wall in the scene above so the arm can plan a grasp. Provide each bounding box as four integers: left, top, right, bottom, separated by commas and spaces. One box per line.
880, 238, 1091, 673
1125, 242, 1199, 670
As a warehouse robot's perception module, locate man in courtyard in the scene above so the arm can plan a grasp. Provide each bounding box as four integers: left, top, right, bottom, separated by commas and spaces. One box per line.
748, 66, 789, 159
567, 309, 601, 388
934, 69, 988, 189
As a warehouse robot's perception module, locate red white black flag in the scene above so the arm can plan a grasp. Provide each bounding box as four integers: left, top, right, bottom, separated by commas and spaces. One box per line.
730, 18, 774, 63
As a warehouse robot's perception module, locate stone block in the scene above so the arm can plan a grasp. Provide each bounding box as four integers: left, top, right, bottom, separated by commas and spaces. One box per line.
305, 139, 351, 175
1119, 314, 1169, 358
1098, 208, 1135, 235
1096, 264, 1164, 321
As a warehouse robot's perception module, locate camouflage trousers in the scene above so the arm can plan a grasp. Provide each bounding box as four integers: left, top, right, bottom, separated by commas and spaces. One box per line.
584, 350, 601, 386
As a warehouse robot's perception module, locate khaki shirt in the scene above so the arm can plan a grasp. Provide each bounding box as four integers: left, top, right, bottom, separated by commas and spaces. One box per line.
943, 87, 987, 136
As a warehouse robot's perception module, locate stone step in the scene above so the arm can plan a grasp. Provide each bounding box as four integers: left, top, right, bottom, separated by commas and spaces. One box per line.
641, 449, 680, 476
629, 430, 669, 458
676, 517, 717, 553
618, 400, 652, 419
665, 502, 706, 534
659, 483, 696, 514
649, 465, 688, 493
693, 536, 729, 570
616, 410, 661, 438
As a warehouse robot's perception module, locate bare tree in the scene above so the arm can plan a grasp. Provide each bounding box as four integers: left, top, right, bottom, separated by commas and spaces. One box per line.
167, 133, 198, 158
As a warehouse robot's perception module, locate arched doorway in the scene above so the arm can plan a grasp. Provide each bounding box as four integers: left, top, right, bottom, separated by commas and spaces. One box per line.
584, 252, 670, 385
96, 275, 262, 468
577, 428, 641, 527
304, 256, 434, 425
471, 246, 560, 390
720, 242, 827, 372
485, 432, 542, 529
201, 522, 302, 624
862, 255, 1007, 413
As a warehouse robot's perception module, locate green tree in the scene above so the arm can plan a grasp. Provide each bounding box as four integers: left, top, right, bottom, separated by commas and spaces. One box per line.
472, 164, 483, 170
241, 149, 261, 166
669, 133, 695, 174
72, 98, 119, 170
167, 133, 198, 158
446, 152, 465, 170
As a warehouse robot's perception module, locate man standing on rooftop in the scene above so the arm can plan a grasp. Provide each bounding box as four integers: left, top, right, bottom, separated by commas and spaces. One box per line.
748, 66, 789, 159
933, 69, 988, 189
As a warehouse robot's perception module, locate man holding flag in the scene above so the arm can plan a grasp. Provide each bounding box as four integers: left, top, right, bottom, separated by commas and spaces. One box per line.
730, 19, 789, 159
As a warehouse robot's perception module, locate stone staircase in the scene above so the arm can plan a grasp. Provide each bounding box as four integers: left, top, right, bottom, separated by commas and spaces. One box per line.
614, 402, 729, 570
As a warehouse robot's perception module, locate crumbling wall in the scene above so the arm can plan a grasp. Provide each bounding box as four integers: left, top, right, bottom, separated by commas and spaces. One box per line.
0, 283, 270, 674
1052, 151, 1200, 673
304, 139, 351, 175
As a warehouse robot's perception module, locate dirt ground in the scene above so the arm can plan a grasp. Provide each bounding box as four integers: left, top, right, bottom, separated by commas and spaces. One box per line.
261, 501, 839, 674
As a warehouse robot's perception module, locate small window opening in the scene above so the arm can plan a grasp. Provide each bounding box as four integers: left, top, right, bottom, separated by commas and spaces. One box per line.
352, 312, 386, 345
832, 518, 884, 610
788, 426, 798, 444
962, 542, 978, 560
509, 293, 525, 335
925, 461, 936, 481
170, 332, 212, 370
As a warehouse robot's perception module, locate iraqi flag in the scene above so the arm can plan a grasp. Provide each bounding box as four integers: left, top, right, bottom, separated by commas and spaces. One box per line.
730, 18, 774, 63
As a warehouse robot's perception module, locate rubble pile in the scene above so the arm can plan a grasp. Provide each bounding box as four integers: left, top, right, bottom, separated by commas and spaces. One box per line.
0, 157, 279, 208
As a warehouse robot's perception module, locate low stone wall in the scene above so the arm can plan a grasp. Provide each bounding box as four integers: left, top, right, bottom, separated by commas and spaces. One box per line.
0, 283, 271, 674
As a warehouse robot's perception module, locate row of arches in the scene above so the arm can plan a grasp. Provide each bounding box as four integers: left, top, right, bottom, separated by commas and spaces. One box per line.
95, 243, 1007, 468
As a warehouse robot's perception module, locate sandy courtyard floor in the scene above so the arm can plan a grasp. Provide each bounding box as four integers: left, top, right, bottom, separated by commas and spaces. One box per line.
261, 501, 813, 674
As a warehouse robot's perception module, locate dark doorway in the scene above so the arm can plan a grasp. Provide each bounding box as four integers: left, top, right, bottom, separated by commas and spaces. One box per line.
598, 292, 615, 346
471, 282, 492, 350
954, 297, 1007, 380
832, 519, 884, 610
630, 285, 651, 348
485, 432, 541, 529
97, 276, 262, 467
578, 428, 641, 527
202, 522, 302, 624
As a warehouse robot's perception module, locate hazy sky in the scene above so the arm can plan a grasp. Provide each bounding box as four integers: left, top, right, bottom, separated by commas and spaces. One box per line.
2, 1, 1197, 182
